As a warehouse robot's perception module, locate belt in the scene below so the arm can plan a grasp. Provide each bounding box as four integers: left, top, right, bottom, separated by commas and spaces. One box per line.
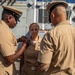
25, 61, 37, 70
31, 66, 37, 70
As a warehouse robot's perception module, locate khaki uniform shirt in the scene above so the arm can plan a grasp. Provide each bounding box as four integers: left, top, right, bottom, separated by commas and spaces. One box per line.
0, 20, 17, 75
38, 20, 75, 75
21, 36, 41, 75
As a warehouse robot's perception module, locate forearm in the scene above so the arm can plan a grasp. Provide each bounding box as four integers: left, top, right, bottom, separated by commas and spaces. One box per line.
6, 43, 26, 64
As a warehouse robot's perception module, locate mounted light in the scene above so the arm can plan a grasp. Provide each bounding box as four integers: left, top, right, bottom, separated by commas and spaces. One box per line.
27, 1, 33, 8
36, 5, 40, 8
27, 3, 41, 8
27, 3, 32, 8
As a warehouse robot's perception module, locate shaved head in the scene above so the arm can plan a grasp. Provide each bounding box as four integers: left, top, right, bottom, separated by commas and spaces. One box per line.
52, 6, 66, 16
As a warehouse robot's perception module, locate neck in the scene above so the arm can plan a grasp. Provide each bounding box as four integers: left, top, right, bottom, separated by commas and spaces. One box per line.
31, 36, 39, 41
3, 20, 9, 27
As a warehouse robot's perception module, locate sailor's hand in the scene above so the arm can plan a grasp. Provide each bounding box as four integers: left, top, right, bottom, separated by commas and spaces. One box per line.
17, 36, 29, 43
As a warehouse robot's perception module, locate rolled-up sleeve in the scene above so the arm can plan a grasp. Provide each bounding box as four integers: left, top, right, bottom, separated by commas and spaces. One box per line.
38, 32, 54, 64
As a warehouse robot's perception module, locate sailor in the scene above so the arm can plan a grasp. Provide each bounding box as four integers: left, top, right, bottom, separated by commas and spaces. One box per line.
0, 6, 27, 75
38, 1, 75, 75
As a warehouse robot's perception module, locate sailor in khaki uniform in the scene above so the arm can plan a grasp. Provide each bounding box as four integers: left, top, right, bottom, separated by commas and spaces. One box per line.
0, 6, 27, 75
20, 23, 42, 75
38, 1, 75, 75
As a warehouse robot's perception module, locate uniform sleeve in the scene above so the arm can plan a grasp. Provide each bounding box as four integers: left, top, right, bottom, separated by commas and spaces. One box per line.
38, 32, 54, 64
0, 31, 16, 56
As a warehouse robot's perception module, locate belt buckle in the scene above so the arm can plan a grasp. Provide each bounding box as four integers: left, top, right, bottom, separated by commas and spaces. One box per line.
31, 66, 36, 70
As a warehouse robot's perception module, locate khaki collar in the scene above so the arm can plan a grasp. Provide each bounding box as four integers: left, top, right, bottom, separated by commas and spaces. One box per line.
57, 20, 71, 26
0, 20, 9, 29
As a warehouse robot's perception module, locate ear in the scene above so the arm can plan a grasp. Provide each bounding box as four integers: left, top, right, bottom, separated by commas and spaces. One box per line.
51, 12, 55, 19
8, 15, 12, 20
7, 15, 12, 23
